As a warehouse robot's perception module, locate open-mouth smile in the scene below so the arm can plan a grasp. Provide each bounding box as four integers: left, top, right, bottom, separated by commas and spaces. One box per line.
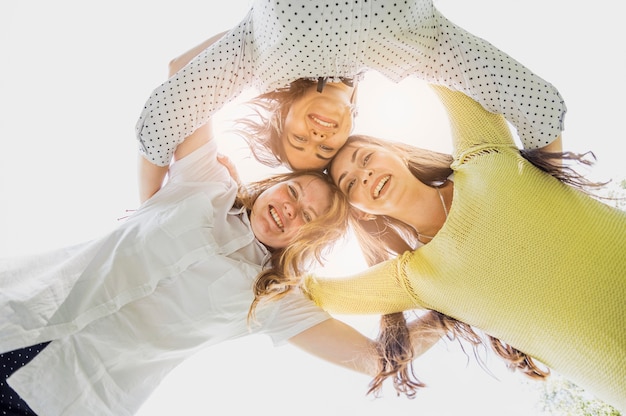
373, 175, 390, 198
269, 205, 284, 231
309, 114, 337, 129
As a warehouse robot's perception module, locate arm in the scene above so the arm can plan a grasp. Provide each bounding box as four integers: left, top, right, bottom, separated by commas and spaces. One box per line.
138, 158, 169, 203
137, 31, 228, 203
430, 85, 565, 160
407, 310, 446, 355
289, 318, 379, 376
168, 31, 228, 75
303, 259, 418, 316
429, 85, 516, 156
429, 7, 565, 150
135, 18, 252, 172
539, 135, 562, 153
138, 119, 215, 203
289, 311, 445, 378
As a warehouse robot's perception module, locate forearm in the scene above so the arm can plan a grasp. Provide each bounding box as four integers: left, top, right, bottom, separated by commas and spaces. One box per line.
407, 310, 446, 358
136, 31, 227, 203
303, 260, 417, 316
539, 135, 563, 153
289, 318, 380, 377
168, 31, 227, 76
138, 156, 168, 203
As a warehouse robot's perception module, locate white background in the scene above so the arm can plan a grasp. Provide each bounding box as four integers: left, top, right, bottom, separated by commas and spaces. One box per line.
1, 1, 624, 415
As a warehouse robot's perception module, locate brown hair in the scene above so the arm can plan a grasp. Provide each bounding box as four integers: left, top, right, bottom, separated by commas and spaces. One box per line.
330, 135, 454, 265
236, 170, 350, 322
234, 79, 319, 169
336, 135, 604, 398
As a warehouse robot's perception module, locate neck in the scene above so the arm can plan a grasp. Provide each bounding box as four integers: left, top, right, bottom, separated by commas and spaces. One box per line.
396, 180, 452, 242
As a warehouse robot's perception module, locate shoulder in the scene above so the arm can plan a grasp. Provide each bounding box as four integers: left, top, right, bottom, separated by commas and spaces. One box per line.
429, 85, 515, 156
169, 140, 232, 185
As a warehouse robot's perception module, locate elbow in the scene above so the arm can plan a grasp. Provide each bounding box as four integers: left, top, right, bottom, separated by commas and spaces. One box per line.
168, 56, 185, 78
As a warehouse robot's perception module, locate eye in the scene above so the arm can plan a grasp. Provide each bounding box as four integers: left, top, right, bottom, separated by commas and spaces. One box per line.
319, 144, 334, 152
363, 152, 372, 165
293, 135, 307, 143
288, 184, 298, 198
303, 211, 313, 223
346, 178, 356, 194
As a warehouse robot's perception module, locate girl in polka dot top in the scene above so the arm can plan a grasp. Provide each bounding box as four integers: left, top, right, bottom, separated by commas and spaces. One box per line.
135, 0, 565, 200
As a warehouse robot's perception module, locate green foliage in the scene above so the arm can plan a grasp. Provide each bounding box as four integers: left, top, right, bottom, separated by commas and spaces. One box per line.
535, 374, 621, 416
597, 176, 626, 211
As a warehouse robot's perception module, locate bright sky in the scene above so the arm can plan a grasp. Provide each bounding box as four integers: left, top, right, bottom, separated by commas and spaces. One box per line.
1, 0, 624, 415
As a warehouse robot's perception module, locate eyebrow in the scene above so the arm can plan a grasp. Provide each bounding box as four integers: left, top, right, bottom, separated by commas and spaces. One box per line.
295, 180, 319, 218
336, 147, 360, 188
286, 136, 333, 161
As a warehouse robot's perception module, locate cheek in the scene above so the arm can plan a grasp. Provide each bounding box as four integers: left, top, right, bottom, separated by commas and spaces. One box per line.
284, 106, 305, 130
328, 134, 348, 151
349, 191, 371, 211
269, 232, 292, 250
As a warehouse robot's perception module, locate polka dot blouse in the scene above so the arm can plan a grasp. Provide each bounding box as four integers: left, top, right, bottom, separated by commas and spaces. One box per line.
136, 0, 566, 167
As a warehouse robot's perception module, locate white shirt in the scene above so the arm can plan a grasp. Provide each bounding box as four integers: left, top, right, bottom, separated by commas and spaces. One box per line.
1, 140, 330, 415
136, 0, 566, 167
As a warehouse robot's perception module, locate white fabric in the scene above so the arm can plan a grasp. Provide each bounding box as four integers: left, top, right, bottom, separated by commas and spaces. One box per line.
136, 0, 566, 166
1, 140, 330, 415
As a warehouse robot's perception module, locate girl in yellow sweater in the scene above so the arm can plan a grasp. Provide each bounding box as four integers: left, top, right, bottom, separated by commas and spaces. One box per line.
305, 86, 626, 412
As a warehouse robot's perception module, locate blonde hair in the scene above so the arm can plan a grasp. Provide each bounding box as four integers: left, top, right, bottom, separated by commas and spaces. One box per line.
236, 170, 349, 322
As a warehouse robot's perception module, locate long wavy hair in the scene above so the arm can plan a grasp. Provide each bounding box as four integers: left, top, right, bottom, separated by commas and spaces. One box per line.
332, 134, 605, 398
234, 79, 320, 169
235, 170, 350, 322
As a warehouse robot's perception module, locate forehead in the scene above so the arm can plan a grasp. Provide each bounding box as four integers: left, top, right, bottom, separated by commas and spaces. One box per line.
294, 174, 330, 192
281, 136, 334, 171
296, 175, 334, 207
329, 143, 360, 174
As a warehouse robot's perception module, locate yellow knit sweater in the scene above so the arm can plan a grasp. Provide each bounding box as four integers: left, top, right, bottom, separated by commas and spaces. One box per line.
305, 86, 626, 411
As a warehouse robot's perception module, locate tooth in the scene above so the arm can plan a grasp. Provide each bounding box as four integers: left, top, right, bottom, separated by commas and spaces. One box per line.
270, 207, 283, 229
374, 176, 389, 197
311, 116, 336, 128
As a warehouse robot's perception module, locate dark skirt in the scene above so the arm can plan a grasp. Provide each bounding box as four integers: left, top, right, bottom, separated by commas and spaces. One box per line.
1, 342, 49, 416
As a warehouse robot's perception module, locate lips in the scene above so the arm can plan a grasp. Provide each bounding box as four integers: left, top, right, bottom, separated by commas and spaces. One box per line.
309, 114, 337, 129
269, 205, 284, 231
372, 175, 390, 199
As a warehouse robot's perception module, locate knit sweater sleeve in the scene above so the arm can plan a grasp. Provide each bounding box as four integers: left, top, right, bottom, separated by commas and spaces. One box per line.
302, 256, 418, 315
429, 85, 517, 156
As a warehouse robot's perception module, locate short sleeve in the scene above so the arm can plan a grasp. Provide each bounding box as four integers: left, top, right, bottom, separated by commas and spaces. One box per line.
135, 15, 255, 167
259, 288, 331, 346
168, 140, 232, 185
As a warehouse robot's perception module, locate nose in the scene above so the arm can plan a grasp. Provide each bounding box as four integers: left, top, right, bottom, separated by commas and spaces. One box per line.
283, 201, 299, 220
310, 129, 331, 142
359, 169, 373, 185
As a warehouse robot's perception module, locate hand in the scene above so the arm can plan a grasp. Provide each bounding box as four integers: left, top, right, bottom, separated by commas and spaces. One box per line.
217, 153, 242, 186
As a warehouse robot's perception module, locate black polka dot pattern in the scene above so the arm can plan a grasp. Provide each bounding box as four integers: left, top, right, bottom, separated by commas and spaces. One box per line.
136, 0, 565, 167
1, 343, 48, 416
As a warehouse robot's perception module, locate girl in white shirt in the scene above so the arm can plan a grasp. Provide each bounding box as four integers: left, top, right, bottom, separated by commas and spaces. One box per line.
1, 112, 412, 415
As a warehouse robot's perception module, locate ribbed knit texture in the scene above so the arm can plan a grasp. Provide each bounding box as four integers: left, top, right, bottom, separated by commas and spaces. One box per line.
305, 87, 626, 411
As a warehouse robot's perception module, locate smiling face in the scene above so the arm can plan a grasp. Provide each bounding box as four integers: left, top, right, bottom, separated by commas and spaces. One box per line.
330, 142, 416, 216
281, 83, 355, 170
250, 174, 334, 249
